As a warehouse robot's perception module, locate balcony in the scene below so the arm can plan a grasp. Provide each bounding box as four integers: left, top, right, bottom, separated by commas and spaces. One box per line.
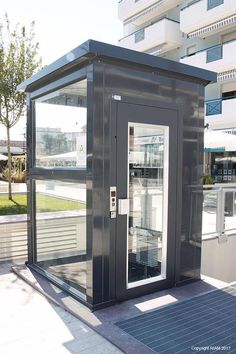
119, 18, 182, 54
180, 0, 236, 37
205, 97, 236, 130
118, 0, 184, 25
180, 40, 236, 74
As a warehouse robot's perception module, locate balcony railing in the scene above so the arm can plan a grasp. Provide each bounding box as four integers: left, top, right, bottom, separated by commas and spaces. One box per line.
134, 28, 144, 43
118, 0, 184, 25
180, 0, 236, 37
180, 39, 236, 73
205, 96, 236, 115
207, 0, 224, 10
205, 98, 222, 116
205, 97, 236, 130
206, 45, 222, 63
202, 185, 236, 240
119, 18, 182, 54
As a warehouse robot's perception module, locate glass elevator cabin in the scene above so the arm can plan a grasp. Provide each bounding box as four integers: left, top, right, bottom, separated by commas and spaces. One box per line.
18, 40, 216, 310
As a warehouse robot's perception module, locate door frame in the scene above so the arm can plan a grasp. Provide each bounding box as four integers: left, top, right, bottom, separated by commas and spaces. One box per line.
111, 95, 183, 301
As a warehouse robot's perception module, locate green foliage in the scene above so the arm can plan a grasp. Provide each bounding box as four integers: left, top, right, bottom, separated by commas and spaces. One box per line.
0, 193, 85, 216
0, 14, 41, 128
2, 156, 26, 183
203, 174, 215, 185
2, 166, 26, 183
42, 133, 69, 155
0, 14, 41, 199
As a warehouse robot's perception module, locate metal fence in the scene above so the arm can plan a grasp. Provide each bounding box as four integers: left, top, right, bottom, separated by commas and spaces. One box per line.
205, 98, 222, 115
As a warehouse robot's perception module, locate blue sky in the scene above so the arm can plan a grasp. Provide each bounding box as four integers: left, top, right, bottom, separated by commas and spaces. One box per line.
0, 0, 123, 139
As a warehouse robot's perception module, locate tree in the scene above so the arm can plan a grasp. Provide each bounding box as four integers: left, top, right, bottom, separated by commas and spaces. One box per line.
0, 14, 41, 200
42, 133, 69, 155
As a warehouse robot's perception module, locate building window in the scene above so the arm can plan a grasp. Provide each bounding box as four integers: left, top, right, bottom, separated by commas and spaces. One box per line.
205, 99, 222, 115
186, 45, 196, 56
207, 0, 224, 10
135, 29, 145, 43
35, 79, 87, 168
206, 45, 223, 63
222, 91, 236, 100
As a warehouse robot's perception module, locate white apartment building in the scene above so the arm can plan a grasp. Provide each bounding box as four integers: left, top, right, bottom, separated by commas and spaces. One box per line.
118, 0, 236, 181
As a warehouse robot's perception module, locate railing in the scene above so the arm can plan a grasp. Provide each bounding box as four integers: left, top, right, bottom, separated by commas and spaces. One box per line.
202, 184, 236, 240
205, 96, 236, 115
181, 40, 229, 60
181, 0, 201, 11
181, 0, 224, 11
206, 45, 223, 63
205, 98, 222, 115
135, 28, 145, 43
119, 17, 180, 41
207, 0, 224, 10
0, 211, 86, 262
206, 44, 223, 62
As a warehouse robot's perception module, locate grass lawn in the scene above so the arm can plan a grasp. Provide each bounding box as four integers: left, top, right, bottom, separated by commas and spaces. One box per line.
0, 193, 85, 216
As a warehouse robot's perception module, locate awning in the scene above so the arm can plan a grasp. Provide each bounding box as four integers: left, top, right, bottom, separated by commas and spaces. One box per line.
0, 154, 8, 161
218, 69, 236, 82
188, 13, 236, 38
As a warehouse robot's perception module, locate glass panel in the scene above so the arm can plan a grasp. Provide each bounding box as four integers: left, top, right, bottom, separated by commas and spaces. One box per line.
224, 191, 236, 233
202, 190, 217, 236
35, 180, 87, 295
135, 29, 145, 43
207, 0, 224, 10
128, 123, 168, 286
35, 79, 87, 168
206, 45, 223, 63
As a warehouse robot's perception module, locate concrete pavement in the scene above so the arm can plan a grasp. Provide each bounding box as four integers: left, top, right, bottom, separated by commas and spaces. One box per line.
0, 262, 122, 354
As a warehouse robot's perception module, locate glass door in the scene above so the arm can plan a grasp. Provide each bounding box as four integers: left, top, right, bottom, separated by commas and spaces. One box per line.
116, 101, 178, 299
127, 123, 169, 288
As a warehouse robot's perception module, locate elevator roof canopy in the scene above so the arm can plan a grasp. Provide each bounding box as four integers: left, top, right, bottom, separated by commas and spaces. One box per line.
18, 40, 216, 92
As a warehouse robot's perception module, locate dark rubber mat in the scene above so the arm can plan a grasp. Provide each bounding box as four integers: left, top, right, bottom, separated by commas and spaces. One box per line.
116, 284, 236, 353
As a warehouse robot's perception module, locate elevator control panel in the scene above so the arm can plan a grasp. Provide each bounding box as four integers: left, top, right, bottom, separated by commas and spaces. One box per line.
110, 186, 117, 218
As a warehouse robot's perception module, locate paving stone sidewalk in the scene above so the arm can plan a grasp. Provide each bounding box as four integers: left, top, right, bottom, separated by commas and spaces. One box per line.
0, 262, 122, 354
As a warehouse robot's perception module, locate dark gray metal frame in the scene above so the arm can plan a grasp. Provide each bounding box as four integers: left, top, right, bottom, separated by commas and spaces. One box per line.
114, 97, 182, 301
26, 66, 93, 307
20, 40, 216, 310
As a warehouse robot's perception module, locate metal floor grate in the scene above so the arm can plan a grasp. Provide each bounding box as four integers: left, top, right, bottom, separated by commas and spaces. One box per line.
116, 284, 236, 353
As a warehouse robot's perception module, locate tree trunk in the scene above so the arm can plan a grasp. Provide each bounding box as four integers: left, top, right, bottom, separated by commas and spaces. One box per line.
6, 126, 12, 200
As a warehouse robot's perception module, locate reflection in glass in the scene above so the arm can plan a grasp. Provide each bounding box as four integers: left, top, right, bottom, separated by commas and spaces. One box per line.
36, 180, 87, 295
35, 79, 87, 168
128, 123, 168, 286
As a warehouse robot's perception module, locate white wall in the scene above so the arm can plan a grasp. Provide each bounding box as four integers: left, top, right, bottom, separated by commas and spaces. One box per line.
205, 97, 236, 129
202, 235, 236, 283
180, 0, 236, 35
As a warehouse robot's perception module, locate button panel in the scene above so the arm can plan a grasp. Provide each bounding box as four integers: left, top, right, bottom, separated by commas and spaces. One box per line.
110, 187, 117, 214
